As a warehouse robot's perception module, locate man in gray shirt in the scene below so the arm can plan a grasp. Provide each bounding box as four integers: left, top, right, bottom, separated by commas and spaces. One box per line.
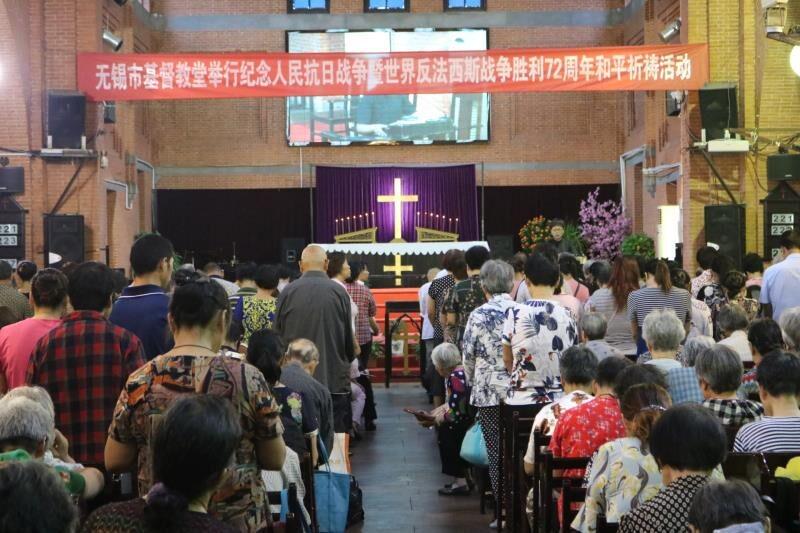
281, 339, 334, 454
276, 245, 355, 432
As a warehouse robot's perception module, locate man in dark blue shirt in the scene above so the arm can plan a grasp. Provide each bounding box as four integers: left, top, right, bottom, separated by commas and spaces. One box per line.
109, 234, 174, 360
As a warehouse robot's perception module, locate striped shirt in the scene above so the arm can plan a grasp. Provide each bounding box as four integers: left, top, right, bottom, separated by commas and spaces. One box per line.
733, 416, 800, 452
627, 287, 691, 327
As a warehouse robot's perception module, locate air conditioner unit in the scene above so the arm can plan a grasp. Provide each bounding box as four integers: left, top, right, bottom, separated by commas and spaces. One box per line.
657, 205, 682, 260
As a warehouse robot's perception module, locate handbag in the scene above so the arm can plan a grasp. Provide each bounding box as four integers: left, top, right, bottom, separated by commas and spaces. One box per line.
314, 437, 351, 533
346, 475, 365, 527
460, 421, 489, 467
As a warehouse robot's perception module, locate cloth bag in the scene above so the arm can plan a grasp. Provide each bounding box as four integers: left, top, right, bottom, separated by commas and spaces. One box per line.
314, 438, 351, 533
460, 421, 489, 466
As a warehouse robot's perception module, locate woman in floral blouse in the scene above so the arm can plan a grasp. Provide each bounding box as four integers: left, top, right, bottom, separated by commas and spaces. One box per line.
233, 265, 278, 346
502, 253, 578, 405
573, 383, 671, 532
461, 260, 515, 523
429, 343, 473, 496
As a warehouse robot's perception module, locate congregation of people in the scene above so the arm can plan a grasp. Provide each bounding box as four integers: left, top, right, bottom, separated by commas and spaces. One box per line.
414, 220, 800, 532
0, 220, 799, 532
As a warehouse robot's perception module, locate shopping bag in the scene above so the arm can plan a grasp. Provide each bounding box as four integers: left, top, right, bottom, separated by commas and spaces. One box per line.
460, 422, 489, 466
314, 437, 351, 533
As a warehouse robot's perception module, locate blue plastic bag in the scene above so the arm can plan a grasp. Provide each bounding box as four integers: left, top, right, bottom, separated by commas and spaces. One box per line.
314, 438, 351, 533
460, 422, 489, 466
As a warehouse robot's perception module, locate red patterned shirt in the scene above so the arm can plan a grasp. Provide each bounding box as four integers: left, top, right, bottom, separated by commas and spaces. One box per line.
346, 282, 377, 346
549, 394, 626, 478
26, 311, 146, 466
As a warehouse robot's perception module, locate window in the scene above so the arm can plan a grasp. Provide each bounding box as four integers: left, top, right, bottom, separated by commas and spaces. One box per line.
445, 0, 484, 9
289, 0, 329, 13
365, 0, 408, 12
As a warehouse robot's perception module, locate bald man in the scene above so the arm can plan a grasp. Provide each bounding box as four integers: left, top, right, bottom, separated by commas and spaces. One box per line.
276, 245, 355, 432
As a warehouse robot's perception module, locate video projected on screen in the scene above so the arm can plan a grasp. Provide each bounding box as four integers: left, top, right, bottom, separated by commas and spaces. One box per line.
286, 29, 490, 146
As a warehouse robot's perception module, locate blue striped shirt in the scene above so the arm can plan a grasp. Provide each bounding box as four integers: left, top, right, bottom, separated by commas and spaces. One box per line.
733, 416, 800, 452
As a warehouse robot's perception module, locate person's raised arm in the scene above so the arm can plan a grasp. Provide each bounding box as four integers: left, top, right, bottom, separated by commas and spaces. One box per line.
104, 437, 137, 473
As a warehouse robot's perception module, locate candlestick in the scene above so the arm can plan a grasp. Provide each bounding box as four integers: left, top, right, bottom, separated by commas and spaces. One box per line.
371, 211, 375, 228
416, 211, 420, 228
455, 218, 459, 234
347, 216, 351, 233
335, 218, 339, 235
448, 217, 452, 233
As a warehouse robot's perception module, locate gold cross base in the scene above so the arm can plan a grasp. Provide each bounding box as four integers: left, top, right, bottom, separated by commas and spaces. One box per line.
383, 253, 413, 287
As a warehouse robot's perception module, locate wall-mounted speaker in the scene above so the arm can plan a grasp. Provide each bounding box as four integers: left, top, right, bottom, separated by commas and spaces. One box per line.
44, 91, 86, 149
280, 237, 306, 264
767, 153, 800, 181
0, 168, 24, 194
704, 204, 745, 267
44, 214, 85, 268
699, 84, 738, 141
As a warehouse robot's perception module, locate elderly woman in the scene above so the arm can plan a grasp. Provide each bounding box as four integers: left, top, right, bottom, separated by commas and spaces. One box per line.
581, 312, 625, 361
502, 253, 578, 404
619, 404, 728, 532
740, 318, 785, 399
717, 304, 752, 362
105, 275, 285, 532
0, 393, 104, 502
688, 480, 770, 533
461, 260, 515, 521
664, 335, 714, 405
641, 309, 685, 377
696, 345, 763, 442
418, 343, 473, 496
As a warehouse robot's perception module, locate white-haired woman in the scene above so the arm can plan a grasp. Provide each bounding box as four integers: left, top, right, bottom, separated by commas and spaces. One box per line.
418, 343, 473, 496
641, 309, 685, 377
461, 259, 515, 525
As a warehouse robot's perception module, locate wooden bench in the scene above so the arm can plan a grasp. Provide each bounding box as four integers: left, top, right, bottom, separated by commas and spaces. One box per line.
530, 429, 552, 533
542, 451, 590, 533
500, 402, 548, 533
560, 479, 587, 533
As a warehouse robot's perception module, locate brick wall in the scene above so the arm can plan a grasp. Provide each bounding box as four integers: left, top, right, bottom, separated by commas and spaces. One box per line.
149, 0, 627, 190
0, 0, 154, 271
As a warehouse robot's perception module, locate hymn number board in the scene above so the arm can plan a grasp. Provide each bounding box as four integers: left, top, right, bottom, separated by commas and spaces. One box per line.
0, 199, 26, 267
763, 187, 800, 259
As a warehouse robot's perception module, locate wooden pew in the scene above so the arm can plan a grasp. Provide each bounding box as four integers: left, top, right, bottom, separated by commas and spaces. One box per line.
530, 429, 552, 533
500, 402, 548, 533
299, 449, 318, 533
542, 451, 590, 533
560, 479, 586, 533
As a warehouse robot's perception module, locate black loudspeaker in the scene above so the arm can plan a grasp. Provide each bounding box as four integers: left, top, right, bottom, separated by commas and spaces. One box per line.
280, 238, 306, 264
0, 167, 24, 194
767, 154, 800, 181
699, 84, 738, 141
44, 91, 86, 149
45, 215, 85, 267
487, 235, 514, 259
704, 205, 745, 267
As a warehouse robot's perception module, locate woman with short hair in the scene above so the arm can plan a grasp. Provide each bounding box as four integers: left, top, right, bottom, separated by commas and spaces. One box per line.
671, 268, 714, 339
688, 480, 770, 533
696, 345, 763, 436
641, 309, 685, 376
85, 395, 241, 532
233, 265, 279, 346
502, 253, 578, 404
105, 276, 285, 532
423, 343, 473, 496
717, 304, 753, 362
618, 404, 728, 533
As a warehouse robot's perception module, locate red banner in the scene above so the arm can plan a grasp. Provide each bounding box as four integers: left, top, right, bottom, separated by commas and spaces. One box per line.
77, 44, 708, 101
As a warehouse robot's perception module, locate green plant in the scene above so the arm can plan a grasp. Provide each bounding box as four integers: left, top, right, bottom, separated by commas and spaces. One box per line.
621, 233, 656, 259
563, 223, 587, 257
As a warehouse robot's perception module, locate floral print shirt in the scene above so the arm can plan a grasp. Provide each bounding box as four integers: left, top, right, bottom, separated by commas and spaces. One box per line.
571, 437, 663, 533
524, 390, 593, 465
502, 299, 578, 404
234, 296, 277, 344
443, 275, 487, 345
461, 294, 515, 407
108, 354, 284, 532
549, 395, 626, 478
443, 366, 472, 426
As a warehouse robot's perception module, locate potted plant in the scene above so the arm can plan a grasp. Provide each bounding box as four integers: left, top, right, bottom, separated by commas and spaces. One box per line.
621, 233, 656, 258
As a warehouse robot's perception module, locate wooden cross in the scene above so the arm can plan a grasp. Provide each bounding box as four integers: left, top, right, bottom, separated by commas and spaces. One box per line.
377, 178, 418, 243
383, 253, 413, 287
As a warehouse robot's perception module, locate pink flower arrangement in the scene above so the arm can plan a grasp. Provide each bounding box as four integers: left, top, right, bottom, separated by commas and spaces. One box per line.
579, 188, 632, 259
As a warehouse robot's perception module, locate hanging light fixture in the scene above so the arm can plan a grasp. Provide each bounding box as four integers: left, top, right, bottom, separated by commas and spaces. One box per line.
102, 30, 123, 52
659, 18, 682, 43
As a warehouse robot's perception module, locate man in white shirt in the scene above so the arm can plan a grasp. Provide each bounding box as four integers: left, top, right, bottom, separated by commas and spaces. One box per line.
419, 268, 440, 377
761, 230, 800, 321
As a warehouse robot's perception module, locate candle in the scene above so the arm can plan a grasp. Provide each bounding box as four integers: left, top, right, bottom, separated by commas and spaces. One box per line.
416, 211, 420, 228
449, 217, 453, 233
335, 218, 339, 235
347, 216, 351, 233
371, 211, 376, 228
435, 214, 440, 230
455, 218, 459, 234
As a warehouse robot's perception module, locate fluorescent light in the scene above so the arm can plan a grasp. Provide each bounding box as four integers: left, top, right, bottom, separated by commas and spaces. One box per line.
791, 46, 800, 77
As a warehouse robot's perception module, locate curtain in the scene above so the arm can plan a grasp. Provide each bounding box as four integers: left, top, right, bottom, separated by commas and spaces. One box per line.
314, 165, 478, 243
